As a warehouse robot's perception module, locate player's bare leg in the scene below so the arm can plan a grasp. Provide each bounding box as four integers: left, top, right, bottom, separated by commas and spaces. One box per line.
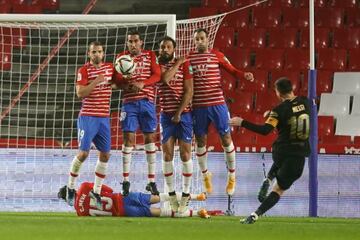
162, 137, 178, 211
66, 150, 88, 206
242, 182, 285, 224
122, 132, 135, 196
144, 132, 159, 195
221, 133, 236, 196
195, 134, 213, 194
178, 139, 193, 213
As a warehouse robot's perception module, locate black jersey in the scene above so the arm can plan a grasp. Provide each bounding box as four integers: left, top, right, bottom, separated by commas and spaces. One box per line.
265, 96, 311, 157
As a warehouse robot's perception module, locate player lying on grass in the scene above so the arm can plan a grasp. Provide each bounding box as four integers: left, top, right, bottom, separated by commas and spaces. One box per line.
229, 77, 311, 224
58, 182, 210, 218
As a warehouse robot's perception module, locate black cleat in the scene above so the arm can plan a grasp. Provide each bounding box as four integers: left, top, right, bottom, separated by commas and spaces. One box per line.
89, 190, 102, 209
258, 178, 270, 203
241, 213, 258, 224
60, 186, 76, 206
122, 181, 130, 196
145, 182, 159, 195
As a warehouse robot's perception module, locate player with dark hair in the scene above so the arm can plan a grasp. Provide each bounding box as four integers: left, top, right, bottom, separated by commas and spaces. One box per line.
188, 28, 254, 195
229, 77, 311, 224
158, 36, 194, 213
58, 182, 209, 218
65, 41, 118, 210
115, 30, 161, 196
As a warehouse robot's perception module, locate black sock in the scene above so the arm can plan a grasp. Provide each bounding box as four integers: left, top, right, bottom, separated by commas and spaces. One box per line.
182, 192, 190, 197
169, 191, 176, 196
255, 191, 280, 216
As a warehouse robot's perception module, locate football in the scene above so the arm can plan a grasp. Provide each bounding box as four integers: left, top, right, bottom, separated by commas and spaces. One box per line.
115, 55, 136, 75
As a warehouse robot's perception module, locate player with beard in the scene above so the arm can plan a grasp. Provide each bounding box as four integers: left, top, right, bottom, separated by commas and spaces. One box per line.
157, 36, 194, 213
115, 30, 161, 196
187, 28, 254, 196
65, 41, 117, 210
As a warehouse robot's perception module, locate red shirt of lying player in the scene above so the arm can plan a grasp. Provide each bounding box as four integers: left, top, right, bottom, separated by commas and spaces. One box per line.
75, 182, 125, 216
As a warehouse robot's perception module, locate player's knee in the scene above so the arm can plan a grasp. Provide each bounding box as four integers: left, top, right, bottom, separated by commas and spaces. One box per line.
220, 133, 232, 147
99, 152, 110, 162
195, 135, 206, 147
123, 132, 135, 146
144, 133, 155, 144
163, 152, 174, 161
272, 182, 285, 196
180, 151, 191, 162
77, 151, 89, 161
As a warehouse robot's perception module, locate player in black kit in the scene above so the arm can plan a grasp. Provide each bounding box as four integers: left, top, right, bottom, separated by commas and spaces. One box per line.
229, 77, 311, 224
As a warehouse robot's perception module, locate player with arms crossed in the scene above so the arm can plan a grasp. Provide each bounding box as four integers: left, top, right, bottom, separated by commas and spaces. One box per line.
188, 28, 254, 195
229, 77, 311, 224
65, 41, 116, 209
58, 183, 209, 218
158, 36, 194, 213
115, 30, 161, 196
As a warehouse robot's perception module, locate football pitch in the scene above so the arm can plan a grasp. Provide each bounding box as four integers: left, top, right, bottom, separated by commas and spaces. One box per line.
0, 213, 359, 240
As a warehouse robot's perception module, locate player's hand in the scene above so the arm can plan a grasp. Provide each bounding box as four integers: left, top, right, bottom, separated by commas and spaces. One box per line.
229, 117, 243, 127
94, 74, 106, 84
129, 81, 144, 93
244, 72, 254, 82
122, 74, 133, 81
171, 113, 181, 124
176, 56, 186, 65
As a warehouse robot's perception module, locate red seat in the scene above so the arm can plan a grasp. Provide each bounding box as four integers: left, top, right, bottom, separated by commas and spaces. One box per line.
348, 49, 360, 71
255, 92, 279, 113
267, 28, 298, 49
320, 135, 351, 145
189, 7, 218, 18
238, 70, 268, 92
298, 0, 328, 7
232, 128, 257, 146
300, 28, 330, 49
284, 49, 309, 71
1, 27, 27, 48
226, 91, 254, 114
0, 0, 11, 13
202, 0, 231, 8
328, 0, 358, 8
234, 0, 264, 8
255, 49, 284, 70
252, 8, 282, 28
224, 47, 252, 69
221, 70, 237, 93
346, 8, 360, 27
222, 10, 250, 28
237, 28, 266, 49
241, 112, 265, 124
41, 0, 60, 11
256, 131, 277, 146
12, 0, 42, 13
354, 136, 360, 145
333, 28, 360, 49
317, 49, 347, 71
283, 8, 309, 28
214, 27, 235, 51
318, 116, 335, 138
315, 8, 344, 28
0, 43, 12, 71
270, 70, 301, 94
265, 0, 296, 7
302, 70, 333, 95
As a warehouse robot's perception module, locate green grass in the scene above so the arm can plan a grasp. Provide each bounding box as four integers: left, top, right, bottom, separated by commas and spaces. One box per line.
0, 212, 359, 240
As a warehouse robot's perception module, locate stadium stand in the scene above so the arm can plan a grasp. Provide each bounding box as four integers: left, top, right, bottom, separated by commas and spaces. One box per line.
335, 116, 360, 137
254, 49, 284, 70
332, 28, 360, 49
252, 7, 282, 28
299, 27, 330, 49
267, 28, 298, 48
237, 28, 266, 49
351, 95, 360, 115
317, 49, 347, 71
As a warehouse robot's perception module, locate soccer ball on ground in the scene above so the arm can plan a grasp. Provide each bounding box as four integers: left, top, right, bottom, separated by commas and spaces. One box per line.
115, 55, 136, 75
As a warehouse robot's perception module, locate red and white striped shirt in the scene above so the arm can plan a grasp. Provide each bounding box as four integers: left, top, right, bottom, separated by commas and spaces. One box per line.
116, 50, 161, 104
76, 62, 115, 117
188, 49, 245, 108
158, 59, 193, 114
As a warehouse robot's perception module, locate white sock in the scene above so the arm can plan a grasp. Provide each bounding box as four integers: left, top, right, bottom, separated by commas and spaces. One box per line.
163, 161, 174, 193
122, 145, 133, 181
68, 156, 83, 189
160, 207, 173, 217
196, 146, 208, 175
93, 160, 107, 194
223, 142, 235, 178
159, 192, 202, 202
145, 143, 156, 182
182, 159, 193, 194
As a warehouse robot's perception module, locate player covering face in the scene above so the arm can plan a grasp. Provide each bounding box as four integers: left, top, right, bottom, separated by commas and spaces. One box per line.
58, 182, 210, 218
158, 36, 194, 214
229, 77, 311, 224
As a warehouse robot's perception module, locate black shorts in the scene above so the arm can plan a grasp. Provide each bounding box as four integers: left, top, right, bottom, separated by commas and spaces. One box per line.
272, 153, 305, 190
